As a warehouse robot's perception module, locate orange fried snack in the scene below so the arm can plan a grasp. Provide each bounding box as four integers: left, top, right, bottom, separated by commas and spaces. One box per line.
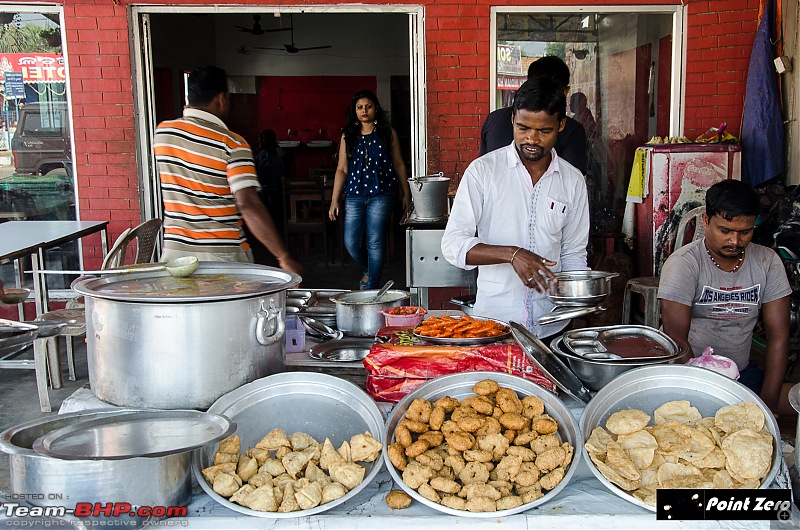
413, 316, 509, 339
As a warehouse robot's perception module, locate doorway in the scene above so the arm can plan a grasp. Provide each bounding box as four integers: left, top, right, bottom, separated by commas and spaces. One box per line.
131, 7, 424, 289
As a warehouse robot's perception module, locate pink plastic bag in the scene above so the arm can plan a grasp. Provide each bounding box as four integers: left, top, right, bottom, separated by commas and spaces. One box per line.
686, 346, 740, 380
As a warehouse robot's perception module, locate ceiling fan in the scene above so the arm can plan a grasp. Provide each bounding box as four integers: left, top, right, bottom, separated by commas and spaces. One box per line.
255, 14, 332, 54
235, 15, 290, 36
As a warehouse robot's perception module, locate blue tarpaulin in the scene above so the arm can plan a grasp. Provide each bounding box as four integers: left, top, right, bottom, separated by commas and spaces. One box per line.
741, 0, 784, 187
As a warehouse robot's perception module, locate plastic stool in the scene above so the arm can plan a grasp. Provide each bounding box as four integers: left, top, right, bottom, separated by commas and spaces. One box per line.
622, 277, 661, 328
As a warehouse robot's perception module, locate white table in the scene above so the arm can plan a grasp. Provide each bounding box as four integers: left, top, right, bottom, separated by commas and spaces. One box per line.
52, 378, 800, 530
0, 220, 108, 316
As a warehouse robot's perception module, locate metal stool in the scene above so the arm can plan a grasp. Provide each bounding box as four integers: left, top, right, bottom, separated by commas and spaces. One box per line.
35, 308, 86, 387
621, 277, 661, 328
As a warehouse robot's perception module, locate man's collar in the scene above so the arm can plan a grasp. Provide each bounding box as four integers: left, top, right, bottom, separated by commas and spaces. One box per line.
183, 107, 228, 129
505, 143, 562, 179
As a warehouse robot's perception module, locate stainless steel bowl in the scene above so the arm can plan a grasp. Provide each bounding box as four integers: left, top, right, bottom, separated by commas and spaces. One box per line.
550, 336, 681, 391
549, 271, 618, 307
0, 410, 192, 526
581, 364, 782, 512
194, 372, 385, 518
384, 371, 581, 517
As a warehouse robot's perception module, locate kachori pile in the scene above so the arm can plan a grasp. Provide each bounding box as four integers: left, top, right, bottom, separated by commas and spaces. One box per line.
584, 400, 773, 507
386, 378, 575, 513
202, 428, 382, 513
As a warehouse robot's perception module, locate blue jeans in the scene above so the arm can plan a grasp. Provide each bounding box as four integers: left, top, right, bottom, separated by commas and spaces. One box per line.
344, 193, 394, 289
738, 360, 764, 395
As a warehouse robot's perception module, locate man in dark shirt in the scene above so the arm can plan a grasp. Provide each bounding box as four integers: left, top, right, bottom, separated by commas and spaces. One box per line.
479, 56, 588, 174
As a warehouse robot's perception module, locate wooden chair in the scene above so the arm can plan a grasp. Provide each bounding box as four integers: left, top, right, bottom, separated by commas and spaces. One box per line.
284, 176, 332, 266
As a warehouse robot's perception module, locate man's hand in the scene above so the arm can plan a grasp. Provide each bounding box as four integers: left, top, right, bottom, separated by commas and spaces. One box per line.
278, 255, 303, 276
510, 248, 557, 293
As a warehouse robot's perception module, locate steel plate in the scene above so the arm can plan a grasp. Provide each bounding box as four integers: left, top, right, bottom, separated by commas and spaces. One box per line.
384, 371, 581, 517
32, 410, 235, 460
412, 316, 511, 345
563, 325, 680, 361
193, 372, 384, 518
548, 293, 609, 307
581, 364, 782, 512
309, 339, 372, 362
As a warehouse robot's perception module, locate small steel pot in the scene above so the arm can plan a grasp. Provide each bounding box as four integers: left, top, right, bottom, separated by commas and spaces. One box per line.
330, 289, 410, 337
549, 270, 618, 307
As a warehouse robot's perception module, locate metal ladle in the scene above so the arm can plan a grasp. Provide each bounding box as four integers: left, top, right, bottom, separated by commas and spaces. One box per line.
371, 280, 394, 302
28, 256, 200, 279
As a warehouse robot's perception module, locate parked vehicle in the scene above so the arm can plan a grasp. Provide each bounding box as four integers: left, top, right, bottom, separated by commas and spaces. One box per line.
11, 101, 71, 175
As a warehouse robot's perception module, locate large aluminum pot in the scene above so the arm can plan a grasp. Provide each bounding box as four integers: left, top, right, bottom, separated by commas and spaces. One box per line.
0, 410, 191, 527
549, 270, 618, 307
72, 262, 301, 409
330, 289, 409, 337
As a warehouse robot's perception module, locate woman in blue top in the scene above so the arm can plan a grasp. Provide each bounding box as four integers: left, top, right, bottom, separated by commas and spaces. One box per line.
329, 89, 411, 289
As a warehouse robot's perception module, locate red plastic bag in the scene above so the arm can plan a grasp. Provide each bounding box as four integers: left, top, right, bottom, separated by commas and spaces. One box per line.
363, 326, 557, 402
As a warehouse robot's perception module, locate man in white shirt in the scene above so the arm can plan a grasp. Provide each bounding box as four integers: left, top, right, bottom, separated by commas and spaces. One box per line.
442, 77, 590, 337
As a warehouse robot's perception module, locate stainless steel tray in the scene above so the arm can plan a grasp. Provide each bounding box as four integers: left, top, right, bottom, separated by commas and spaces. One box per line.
581, 364, 782, 512
33, 410, 235, 460
194, 372, 384, 518
510, 322, 592, 403
309, 339, 373, 362
412, 316, 511, 345
563, 325, 680, 360
384, 371, 581, 517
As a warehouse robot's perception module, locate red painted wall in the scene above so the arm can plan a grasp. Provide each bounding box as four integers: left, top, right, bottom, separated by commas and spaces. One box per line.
50, 0, 760, 269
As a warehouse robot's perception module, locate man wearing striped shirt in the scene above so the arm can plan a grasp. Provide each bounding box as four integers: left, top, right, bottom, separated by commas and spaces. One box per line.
154, 65, 301, 274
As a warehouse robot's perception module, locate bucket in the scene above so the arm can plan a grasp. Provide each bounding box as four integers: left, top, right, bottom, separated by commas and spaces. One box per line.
409, 172, 450, 220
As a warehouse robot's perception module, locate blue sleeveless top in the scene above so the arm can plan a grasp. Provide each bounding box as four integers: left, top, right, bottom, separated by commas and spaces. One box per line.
344, 130, 397, 196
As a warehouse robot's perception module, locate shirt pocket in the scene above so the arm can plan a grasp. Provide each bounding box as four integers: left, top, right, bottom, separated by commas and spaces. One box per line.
539, 197, 569, 235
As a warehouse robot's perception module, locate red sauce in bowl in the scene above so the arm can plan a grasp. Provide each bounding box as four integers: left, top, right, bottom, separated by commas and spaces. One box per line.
604, 336, 669, 358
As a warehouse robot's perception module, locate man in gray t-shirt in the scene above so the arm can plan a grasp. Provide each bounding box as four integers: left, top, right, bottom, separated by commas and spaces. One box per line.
658, 180, 791, 414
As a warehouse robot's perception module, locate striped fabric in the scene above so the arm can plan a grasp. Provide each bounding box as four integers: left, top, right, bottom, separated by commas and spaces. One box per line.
154, 108, 260, 254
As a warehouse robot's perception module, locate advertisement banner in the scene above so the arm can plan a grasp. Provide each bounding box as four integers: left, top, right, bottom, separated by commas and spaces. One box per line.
0, 54, 65, 84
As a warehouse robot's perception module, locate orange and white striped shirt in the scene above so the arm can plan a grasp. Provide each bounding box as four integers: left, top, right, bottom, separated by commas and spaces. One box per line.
154, 108, 260, 254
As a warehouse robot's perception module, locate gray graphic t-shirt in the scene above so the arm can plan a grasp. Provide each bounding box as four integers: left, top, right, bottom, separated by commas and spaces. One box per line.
658, 239, 791, 370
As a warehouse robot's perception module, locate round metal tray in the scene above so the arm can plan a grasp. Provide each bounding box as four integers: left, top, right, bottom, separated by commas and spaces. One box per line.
548, 293, 609, 307
412, 316, 511, 345
33, 410, 235, 460
193, 372, 384, 518
308, 339, 372, 362
581, 364, 782, 512
384, 371, 582, 517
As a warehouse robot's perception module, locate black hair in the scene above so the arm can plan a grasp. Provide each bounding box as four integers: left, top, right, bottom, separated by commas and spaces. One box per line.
342, 89, 392, 158
512, 76, 566, 121
187, 65, 228, 106
258, 129, 278, 158
705, 180, 760, 220
527, 56, 570, 89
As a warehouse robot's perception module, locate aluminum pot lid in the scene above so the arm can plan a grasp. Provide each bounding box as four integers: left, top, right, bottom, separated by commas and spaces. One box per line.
71, 262, 301, 303
31, 410, 236, 460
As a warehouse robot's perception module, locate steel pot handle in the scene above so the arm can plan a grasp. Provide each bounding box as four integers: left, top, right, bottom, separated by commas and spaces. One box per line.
256, 299, 284, 345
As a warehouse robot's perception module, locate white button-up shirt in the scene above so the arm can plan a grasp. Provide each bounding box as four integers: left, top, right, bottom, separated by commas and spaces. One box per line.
441, 142, 590, 336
